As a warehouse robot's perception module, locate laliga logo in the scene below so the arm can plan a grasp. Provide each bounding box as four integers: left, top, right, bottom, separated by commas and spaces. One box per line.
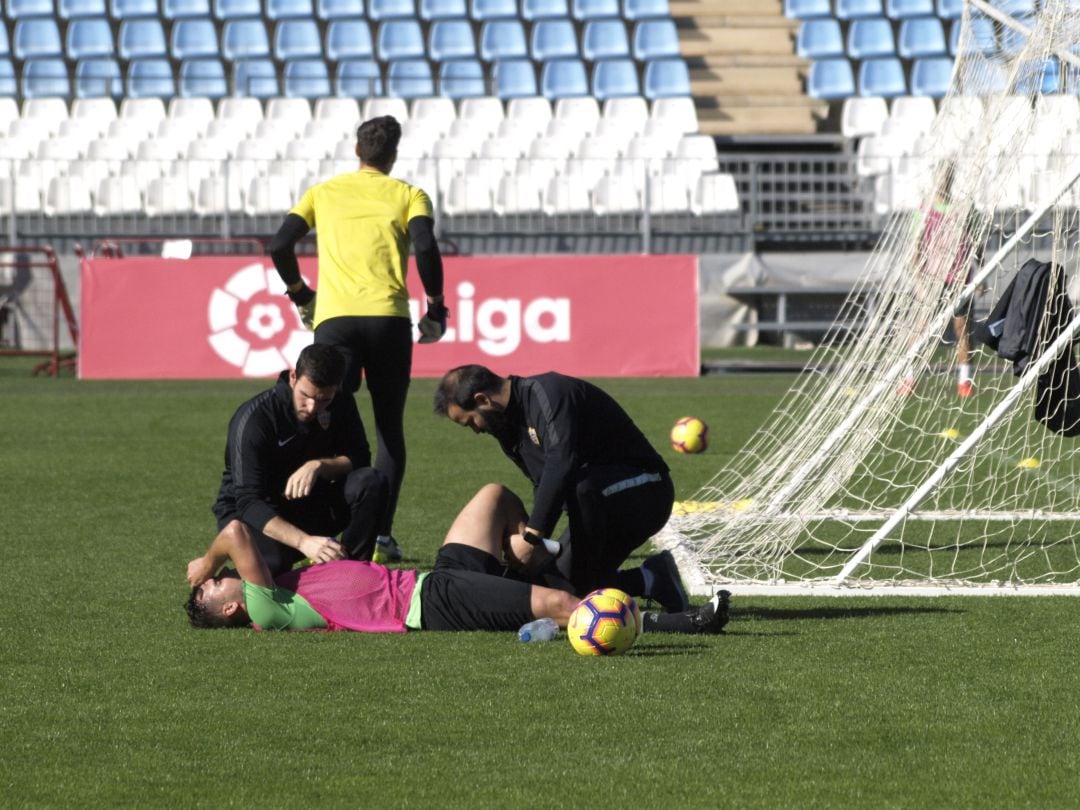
207, 263, 312, 376
410, 281, 570, 357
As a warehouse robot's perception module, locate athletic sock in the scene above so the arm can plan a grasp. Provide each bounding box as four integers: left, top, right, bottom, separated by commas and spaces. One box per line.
640, 609, 697, 634
639, 566, 655, 597
958, 364, 972, 382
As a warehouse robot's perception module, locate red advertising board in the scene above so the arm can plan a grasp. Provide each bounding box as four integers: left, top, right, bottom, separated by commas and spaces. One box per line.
79, 254, 698, 379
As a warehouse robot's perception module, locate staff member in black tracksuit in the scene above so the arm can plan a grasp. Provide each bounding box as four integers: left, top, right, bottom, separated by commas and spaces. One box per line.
433, 364, 689, 612
209, 343, 389, 574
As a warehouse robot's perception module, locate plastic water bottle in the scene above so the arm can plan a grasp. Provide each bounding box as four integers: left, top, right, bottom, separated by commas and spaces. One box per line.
518, 617, 559, 642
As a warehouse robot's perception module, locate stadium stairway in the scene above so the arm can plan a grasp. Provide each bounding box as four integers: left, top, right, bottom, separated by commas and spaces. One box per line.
671, 0, 827, 136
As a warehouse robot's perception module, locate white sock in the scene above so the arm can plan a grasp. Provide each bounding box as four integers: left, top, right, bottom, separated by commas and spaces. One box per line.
640, 566, 655, 596
958, 365, 972, 382
376, 535, 391, 546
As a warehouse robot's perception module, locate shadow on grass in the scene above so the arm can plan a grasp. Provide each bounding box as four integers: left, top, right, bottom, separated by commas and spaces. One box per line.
631, 641, 712, 656
734, 605, 962, 621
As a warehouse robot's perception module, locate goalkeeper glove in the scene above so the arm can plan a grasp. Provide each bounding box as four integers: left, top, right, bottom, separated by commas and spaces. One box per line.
418, 300, 449, 344
287, 284, 316, 330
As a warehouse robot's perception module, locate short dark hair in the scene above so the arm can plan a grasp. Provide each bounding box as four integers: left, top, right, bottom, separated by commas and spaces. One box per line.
356, 116, 401, 169
185, 588, 249, 629
294, 343, 346, 389
434, 364, 503, 415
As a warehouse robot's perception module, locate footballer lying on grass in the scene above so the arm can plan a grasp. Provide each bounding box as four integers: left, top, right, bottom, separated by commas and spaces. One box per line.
186, 483, 730, 635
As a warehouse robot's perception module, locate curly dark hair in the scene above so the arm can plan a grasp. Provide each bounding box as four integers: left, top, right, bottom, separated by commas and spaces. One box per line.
356, 115, 402, 170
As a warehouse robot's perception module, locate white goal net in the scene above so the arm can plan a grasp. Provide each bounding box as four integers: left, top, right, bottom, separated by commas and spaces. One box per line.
663, 0, 1080, 595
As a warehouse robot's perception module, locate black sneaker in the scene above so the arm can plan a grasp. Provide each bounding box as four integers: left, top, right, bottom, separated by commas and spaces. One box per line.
642, 550, 690, 613
690, 590, 731, 634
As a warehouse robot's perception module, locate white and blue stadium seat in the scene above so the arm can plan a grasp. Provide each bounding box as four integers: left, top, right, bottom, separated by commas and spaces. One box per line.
59, 0, 107, 18
835, 0, 883, 19
522, 0, 569, 21
111, 0, 159, 18
592, 172, 641, 214
847, 18, 895, 59
858, 57, 907, 97
796, 19, 843, 59
75, 57, 122, 97
171, 19, 220, 60
144, 175, 193, 215
44, 176, 94, 215
885, 0, 933, 18
481, 21, 528, 60
66, 18, 115, 60
840, 95, 887, 137
507, 95, 551, 129
642, 57, 689, 98
234, 57, 280, 96
118, 19, 168, 60
494, 174, 543, 215
582, 20, 630, 60
213, 0, 263, 19
127, 58, 176, 98
245, 174, 293, 215
622, 0, 668, 21
284, 58, 331, 97
572, 0, 619, 20
592, 58, 639, 100
72, 96, 118, 130
807, 58, 856, 100
420, 0, 467, 19
543, 174, 591, 214
368, 0, 416, 20
950, 16, 995, 55
690, 172, 739, 216
935, 0, 962, 17
378, 20, 425, 60
14, 19, 63, 61
429, 19, 477, 61
327, 21, 374, 61
94, 174, 141, 214
997, 0, 1034, 14
439, 59, 485, 97
469, 0, 517, 20
541, 58, 589, 99
266, 0, 313, 19
410, 95, 455, 133
317, 0, 364, 19
783, 0, 830, 18
274, 20, 323, 60
179, 58, 227, 97
909, 56, 952, 97
163, 0, 211, 19
336, 59, 382, 96
22, 58, 70, 98
602, 94, 647, 128
493, 58, 538, 97
888, 94, 935, 133
387, 58, 434, 97
554, 94, 599, 127
631, 19, 679, 60
648, 96, 691, 133
531, 19, 579, 60
898, 17, 946, 58
222, 20, 270, 60
459, 95, 505, 130
169, 95, 214, 126
1000, 19, 1031, 56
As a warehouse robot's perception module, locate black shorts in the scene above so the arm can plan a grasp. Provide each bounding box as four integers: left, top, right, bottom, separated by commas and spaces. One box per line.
420, 544, 535, 632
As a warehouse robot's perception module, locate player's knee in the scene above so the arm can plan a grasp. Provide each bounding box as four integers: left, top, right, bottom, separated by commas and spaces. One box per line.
344, 466, 389, 504
221, 519, 250, 543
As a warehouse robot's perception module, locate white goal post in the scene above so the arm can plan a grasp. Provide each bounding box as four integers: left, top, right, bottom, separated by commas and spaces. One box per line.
660, 0, 1080, 595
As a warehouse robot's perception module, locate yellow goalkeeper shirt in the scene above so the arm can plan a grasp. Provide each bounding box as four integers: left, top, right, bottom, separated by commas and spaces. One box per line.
289, 167, 433, 325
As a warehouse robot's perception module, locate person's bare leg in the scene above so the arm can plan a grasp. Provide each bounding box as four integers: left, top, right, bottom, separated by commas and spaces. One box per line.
440, 483, 527, 559
529, 584, 579, 628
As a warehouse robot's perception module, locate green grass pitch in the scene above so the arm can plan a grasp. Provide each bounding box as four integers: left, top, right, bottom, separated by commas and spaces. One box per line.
3, 356, 1080, 807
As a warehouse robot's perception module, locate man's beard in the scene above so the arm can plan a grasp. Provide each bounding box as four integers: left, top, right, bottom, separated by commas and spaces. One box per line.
479, 405, 511, 436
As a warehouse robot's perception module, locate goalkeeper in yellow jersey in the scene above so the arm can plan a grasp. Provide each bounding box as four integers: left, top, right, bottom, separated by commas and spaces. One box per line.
270, 115, 447, 566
